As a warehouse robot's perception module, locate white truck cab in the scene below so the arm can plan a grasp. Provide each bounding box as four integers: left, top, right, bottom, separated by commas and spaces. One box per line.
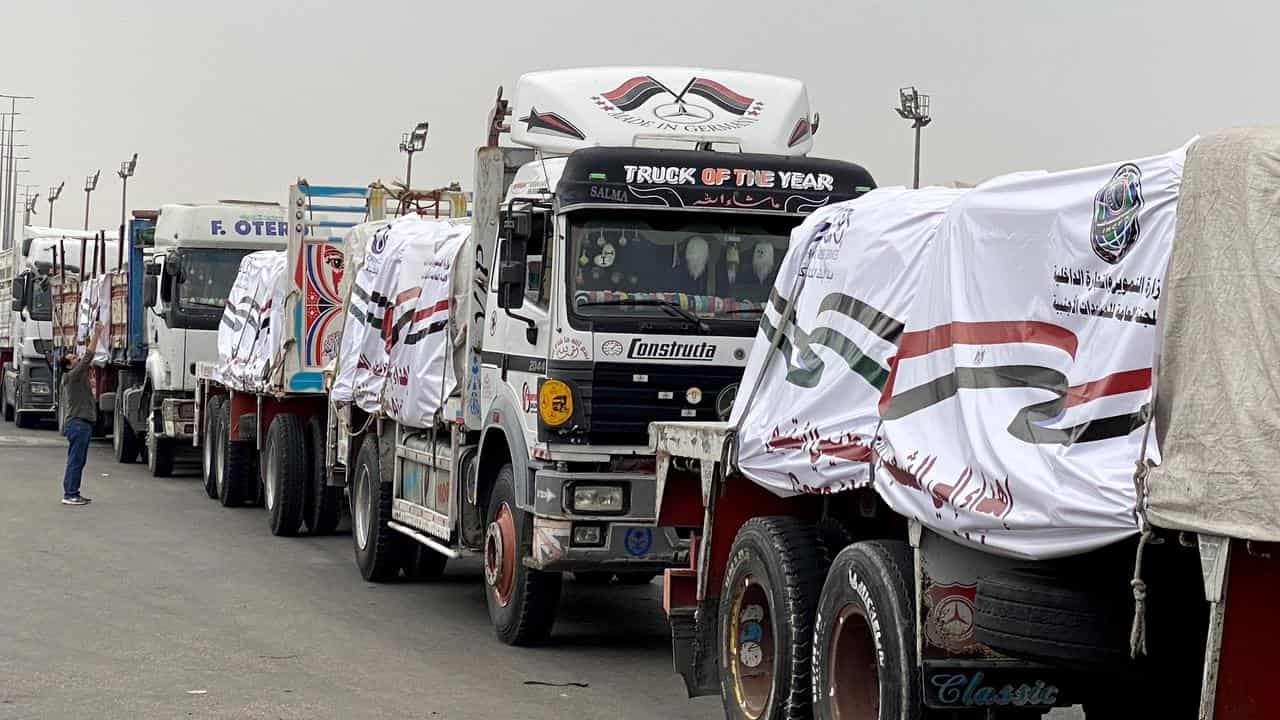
117, 203, 288, 474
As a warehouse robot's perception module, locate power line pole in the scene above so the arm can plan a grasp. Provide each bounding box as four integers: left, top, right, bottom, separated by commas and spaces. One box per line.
0, 94, 34, 250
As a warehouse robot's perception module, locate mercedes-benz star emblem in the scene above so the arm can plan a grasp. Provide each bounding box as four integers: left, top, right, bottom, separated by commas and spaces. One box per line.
653, 101, 715, 125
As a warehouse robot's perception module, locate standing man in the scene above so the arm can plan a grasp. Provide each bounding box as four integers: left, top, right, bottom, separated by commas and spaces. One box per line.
59, 324, 104, 506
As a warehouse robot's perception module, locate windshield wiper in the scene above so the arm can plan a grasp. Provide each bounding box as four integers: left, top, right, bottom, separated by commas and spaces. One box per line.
576, 299, 711, 333
183, 299, 228, 309
719, 307, 765, 316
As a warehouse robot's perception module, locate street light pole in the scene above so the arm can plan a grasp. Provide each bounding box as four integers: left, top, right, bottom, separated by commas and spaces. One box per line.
0, 94, 33, 250
83, 170, 100, 231
895, 86, 932, 189
118, 153, 137, 240
48, 181, 64, 228
398, 121, 429, 190
23, 192, 39, 227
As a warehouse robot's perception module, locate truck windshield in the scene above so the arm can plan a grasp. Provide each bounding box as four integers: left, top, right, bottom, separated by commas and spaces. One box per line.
169, 248, 254, 330
177, 249, 251, 310
567, 210, 791, 322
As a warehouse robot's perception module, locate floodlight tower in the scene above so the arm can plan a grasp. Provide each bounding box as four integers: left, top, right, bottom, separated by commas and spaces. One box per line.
895, 86, 932, 189
48, 181, 64, 227
83, 169, 101, 230
398, 121, 429, 189
118, 152, 137, 233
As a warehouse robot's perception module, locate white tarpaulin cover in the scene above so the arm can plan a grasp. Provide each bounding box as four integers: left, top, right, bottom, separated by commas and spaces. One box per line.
1147, 128, 1280, 542
733, 145, 1187, 559
75, 276, 111, 365
331, 215, 470, 428
215, 251, 287, 393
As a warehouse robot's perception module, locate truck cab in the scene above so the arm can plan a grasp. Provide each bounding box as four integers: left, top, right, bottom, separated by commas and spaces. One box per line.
471, 69, 874, 582
116, 203, 288, 474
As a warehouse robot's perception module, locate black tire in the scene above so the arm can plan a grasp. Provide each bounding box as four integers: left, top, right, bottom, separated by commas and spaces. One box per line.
202, 397, 225, 498
113, 394, 141, 464
484, 465, 561, 646
351, 434, 402, 582
217, 402, 255, 507
718, 517, 831, 720
147, 431, 175, 477
16, 392, 37, 429
975, 568, 1129, 668
1, 371, 13, 421
263, 413, 307, 537
303, 415, 341, 535
812, 540, 922, 720
400, 543, 449, 581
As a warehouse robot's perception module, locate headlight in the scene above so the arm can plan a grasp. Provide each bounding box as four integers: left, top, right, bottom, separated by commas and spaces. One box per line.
538, 379, 574, 427
572, 485, 625, 514
30, 382, 51, 396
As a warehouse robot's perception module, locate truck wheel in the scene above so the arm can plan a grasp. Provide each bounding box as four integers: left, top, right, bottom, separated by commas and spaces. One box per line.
147, 425, 175, 477
217, 402, 255, 507
263, 413, 307, 537
812, 540, 922, 720
719, 517, 830, 720
974, 567, 1129, 668
16, 393, 37, 429
1, 371, 12, 421
202, 397, 225, 498
113, 396, 141, 464
484, 465, 561, 646
401, 543, 449, 581
351, 435, 401, 581
303, 416, 341, 535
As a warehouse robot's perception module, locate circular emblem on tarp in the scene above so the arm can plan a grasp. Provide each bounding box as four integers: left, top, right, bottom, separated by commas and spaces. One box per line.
1090, 163, 1144, 264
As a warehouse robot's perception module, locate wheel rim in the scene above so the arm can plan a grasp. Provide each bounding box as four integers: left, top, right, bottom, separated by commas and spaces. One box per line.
147, 424, 156, 471
484, 502, 516, 608
353, 464, 372, 551
114, 403, 124, 457
263, 436, 278, 513
728, 575, 776, 719
828, 604, 880, 719
215, 432, 226, 496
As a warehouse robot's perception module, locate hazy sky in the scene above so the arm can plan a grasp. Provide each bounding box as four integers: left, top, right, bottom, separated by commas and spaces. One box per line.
1, 0, 1276, 235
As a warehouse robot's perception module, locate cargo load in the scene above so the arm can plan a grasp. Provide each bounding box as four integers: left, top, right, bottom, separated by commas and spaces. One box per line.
728, 142, 1188, 560
330, 214, 471, 427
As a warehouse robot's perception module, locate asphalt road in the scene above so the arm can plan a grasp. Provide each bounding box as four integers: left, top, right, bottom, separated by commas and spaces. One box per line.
0, 424, 1082, 720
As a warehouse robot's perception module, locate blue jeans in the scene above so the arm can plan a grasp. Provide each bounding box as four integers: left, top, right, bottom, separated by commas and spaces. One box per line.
63, 418, 92, 499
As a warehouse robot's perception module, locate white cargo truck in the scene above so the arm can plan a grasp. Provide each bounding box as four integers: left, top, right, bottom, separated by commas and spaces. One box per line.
319, 67, 876, 646
196, 184, 389, 529
651, 128, 1280, 719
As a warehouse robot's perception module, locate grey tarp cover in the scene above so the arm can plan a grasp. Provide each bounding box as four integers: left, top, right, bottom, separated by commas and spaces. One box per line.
1148, 127, 1280, 541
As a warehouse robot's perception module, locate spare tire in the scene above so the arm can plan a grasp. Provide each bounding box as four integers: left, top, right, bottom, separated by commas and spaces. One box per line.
975, 567, 1130, 668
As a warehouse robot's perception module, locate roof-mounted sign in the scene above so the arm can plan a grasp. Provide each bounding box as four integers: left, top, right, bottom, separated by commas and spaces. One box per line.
510, 67, 817, 156
557, 147, 875, 215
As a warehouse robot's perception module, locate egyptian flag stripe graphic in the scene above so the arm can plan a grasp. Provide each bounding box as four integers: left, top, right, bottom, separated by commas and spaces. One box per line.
686, 77, 756, 115
520, 107, 587, 140
788, 118, 812, 147
600, 76, 668, 110
879, 320, 1151, 443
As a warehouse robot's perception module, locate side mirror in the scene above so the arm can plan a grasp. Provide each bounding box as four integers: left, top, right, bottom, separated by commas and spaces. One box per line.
144, 261, 161, 277
496, 237, 527, 310
144, 275, 159, 307
164, 260, 180, 277
9, 274, 25, 302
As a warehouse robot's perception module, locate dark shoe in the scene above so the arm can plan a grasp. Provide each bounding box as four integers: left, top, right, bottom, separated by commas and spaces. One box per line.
61, 495, 91, 506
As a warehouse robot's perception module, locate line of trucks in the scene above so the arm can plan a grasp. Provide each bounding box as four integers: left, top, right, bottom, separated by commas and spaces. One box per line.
5, 66, 1276, 719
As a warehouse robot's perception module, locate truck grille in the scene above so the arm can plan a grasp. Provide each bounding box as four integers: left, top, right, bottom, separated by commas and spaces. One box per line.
551, 362, 744, 446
